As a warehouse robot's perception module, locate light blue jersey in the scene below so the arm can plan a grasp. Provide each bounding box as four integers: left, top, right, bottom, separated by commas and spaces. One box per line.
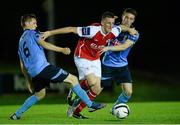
18, 29, 49, 77
102, 31, 139, 67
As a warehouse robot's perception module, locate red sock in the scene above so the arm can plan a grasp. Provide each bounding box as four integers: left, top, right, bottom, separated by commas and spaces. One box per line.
80, 80, 90, 90
75, 88, 97, 113
87, 88, 97, 100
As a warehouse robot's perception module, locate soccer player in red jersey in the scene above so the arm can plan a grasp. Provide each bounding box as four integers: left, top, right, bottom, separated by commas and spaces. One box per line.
43, 11, 136, 118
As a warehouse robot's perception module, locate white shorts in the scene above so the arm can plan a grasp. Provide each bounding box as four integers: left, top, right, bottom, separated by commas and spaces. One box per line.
74, 56, 101, 80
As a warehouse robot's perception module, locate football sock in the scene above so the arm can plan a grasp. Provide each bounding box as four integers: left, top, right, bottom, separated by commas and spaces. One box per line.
74, 102, 86, 113
69, 80, 90, 102
15, 94, 38, 117
71, 84, 92, 107
115, 91, 131, 104
75, 88, 97, 113
88, 88, 97, 100
80, 80, 90, 91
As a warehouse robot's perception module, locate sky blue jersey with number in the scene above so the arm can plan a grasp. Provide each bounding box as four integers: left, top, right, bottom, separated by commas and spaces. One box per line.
102, 31, 139, 67
18, 29, 49, 77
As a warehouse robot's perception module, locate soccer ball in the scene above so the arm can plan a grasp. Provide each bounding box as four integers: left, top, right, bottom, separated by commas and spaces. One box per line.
112, 103, 130, 119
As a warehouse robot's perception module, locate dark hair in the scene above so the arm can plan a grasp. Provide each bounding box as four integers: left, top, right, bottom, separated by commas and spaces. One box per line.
21, 14, 37, 28
123, 8, 137, 17
101, 11, 115, 20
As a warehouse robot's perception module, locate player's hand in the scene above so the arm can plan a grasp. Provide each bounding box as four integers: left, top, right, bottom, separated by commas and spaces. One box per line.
99, 46, 109, 55
128, 28, 138, 35
120, 25, 128, 31
114, 15, 118, 19
41, 31, 51, 40
62, 47, 71, 55
120, 25, 138, 35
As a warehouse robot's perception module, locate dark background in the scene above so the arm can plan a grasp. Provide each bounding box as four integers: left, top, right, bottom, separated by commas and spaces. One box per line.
0, 0, 179, 79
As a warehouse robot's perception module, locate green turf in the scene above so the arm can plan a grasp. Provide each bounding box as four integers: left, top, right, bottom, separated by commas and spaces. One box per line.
0, 69, 180, 124
0, 102, 180, 124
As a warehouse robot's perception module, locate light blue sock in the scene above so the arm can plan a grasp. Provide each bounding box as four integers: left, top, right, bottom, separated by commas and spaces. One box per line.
116, 91, 131, 104
71, 84, 92, 107
15, 95, 38, 117
112, 92, 131, 111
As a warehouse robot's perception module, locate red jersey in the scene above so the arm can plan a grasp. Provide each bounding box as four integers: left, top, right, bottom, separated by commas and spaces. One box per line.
74, 25, 121, 60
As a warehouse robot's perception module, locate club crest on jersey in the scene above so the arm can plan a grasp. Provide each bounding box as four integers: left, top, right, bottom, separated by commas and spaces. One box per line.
82, 27, 90, 35
90, 43, 104, 50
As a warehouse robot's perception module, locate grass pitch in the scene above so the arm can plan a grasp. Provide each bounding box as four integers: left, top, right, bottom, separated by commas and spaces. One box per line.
0, 101, 180, 124
0, 72, 180, 124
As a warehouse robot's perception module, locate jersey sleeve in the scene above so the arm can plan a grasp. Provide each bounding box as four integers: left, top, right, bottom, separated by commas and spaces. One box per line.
111, 26, 121, 37
77, 26, 99, 38
32, 30, 41, 43
128, 33, 140, 44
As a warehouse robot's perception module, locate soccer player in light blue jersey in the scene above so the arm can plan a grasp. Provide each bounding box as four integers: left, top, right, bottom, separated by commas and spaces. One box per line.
100, 8, 139, 111
10, 14, 105, 120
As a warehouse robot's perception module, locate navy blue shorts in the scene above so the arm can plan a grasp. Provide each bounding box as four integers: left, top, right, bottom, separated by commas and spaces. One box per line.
32, 65, 69, 92
101, 64, 132, 88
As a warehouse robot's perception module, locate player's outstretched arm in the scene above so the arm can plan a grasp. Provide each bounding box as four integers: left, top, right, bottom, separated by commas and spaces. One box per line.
38, 39, 71, 55
42, 27, 77, 39
100, 40, 134, 54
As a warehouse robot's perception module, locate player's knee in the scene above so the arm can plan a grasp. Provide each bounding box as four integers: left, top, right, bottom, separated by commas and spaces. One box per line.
87, 77, 97, 86
124, 89, 133, 97
64, 74, 79, 86
91, 83, 102, 95
70, 75, 79, 86
35, 89, 46, 100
